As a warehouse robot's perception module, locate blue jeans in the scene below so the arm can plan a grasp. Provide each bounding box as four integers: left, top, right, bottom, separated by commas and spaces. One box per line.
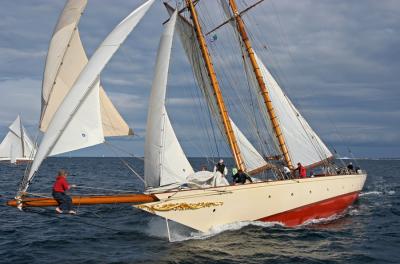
52, 191, 73, 211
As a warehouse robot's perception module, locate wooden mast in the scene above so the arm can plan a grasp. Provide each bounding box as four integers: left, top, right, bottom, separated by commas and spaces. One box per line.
227, 0, 294, 169
19, 115, 25, 158
185, 0, 245, 172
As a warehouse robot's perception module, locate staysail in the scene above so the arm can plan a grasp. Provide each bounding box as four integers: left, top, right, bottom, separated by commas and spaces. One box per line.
165, 4, 269, 173
40, 0, 132, 137
0, 116, 36, 162
145, 11, 194, 188
19, 0, 155, 193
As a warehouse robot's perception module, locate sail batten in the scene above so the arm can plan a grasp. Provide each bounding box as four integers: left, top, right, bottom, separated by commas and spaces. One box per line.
20, 0, 155, 193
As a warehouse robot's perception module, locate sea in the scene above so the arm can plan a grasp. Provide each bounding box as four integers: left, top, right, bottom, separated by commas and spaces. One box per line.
0, 158, 399, 264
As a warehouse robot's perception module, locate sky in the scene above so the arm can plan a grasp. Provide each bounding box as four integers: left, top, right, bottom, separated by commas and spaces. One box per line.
0, 0, 399, 158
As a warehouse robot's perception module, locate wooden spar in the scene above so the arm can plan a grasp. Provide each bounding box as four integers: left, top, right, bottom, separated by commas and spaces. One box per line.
228, 0, 294, 170
6, 193, 158, 208
19, 116, 25, 158
184, 0, 246, 172
205, 0, 265, 36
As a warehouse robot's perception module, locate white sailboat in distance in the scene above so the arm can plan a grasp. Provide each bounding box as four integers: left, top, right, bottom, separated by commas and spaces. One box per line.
8, 0, 366, 234
0, 115, 36, 164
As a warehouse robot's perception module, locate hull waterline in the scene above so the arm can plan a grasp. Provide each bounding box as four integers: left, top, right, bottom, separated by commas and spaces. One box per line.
136, 173, 367, 232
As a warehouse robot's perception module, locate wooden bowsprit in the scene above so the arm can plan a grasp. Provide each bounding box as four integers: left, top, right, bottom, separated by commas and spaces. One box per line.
6, 193, 158, 208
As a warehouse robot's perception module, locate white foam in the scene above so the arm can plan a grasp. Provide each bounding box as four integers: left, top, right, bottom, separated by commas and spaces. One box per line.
299, 213, 344, 226
388, 190, 396, 195
170, 221, 282, 242
359, 191, 382, 197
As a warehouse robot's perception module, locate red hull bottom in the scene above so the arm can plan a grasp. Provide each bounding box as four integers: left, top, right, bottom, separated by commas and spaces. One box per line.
258, 191, 359, 226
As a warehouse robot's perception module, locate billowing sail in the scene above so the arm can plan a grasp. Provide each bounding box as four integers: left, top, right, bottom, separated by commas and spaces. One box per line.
40, 0, 132, 137
253, 53, 333, 167
0, 116, 36, 162
165, 5, 269, 173
230, 118, 269, 172
145, 11, 194, 188
19, 0, 155, 193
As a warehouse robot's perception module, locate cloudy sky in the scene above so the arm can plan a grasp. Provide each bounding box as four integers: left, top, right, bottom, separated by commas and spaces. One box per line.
0, 0, 399, 158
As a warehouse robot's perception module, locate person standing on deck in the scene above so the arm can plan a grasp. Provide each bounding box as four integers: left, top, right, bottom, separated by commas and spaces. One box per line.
213, 159, 228, 176
296, 162, 307, 178
52, 169, 76, 214
283, 166, 291, 179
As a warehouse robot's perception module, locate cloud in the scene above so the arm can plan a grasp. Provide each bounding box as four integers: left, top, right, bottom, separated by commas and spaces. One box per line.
0, 0, 399, 158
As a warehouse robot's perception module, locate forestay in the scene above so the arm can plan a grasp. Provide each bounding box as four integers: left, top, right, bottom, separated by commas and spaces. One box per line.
19, 0, 155, 193
40, 0, 131, 137
0, 116, 36, 161
166, 5, 268, 173
145, 11, 194, 188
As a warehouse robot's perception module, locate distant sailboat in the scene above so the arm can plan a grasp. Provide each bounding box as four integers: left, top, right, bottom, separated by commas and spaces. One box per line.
8, 0, 366, 234
0, 115, 36, 164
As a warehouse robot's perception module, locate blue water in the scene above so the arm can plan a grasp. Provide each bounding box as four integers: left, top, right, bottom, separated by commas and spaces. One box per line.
1, 158, 399, 263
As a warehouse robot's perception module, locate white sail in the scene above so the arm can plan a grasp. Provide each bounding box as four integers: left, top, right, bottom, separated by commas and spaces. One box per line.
230, 118, 268, 172
254, 53, 333, 167
0, 133, 21, 161
145, 11, 194, 188
0, 116, 36, 162
40, 0, 132, 137
219, 0, 332, 167
20, 0, 155, 193
166, 5, 268, 173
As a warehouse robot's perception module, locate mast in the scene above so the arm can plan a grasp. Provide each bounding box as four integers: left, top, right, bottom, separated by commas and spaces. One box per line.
185, 0, 245, 171
19, 116, 25, 158
227, 0, 293, 169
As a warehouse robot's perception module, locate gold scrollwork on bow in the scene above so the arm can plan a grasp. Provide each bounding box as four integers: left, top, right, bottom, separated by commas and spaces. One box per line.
137, 201, 223, 212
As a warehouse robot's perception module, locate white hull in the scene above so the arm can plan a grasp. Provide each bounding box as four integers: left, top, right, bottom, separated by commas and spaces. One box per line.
136, 174, 366, 232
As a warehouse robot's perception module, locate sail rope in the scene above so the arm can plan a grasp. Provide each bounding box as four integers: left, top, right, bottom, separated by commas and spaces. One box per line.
197, 3, 274, 163
103, 141, 146, 184
240, 2, 334, 168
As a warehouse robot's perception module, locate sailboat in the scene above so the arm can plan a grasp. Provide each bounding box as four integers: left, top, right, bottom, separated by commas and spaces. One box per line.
0, 115, 36, 164
8, 0, 366, 234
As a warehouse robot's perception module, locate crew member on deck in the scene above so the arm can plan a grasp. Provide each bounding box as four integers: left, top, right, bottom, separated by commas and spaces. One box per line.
52, 169, 76, 214
296, 162, 307, 178
214, 159, 228, 176
283, 166, 291, 179
232, 169, 253, 184
347, 162, 354, 172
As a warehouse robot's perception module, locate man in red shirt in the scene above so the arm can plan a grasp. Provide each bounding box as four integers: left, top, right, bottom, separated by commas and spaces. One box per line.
52, 169, 76, 214
296, 162, 307, 178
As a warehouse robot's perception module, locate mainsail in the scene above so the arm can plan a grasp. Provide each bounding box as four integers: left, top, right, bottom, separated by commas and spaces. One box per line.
219, 0, 333, 167
165, 4, 269, 173
253, 53, 333, 167
19, 0, 155, 193
145, 11, 194, 188
0, 116, 36, 162
40, 0, 132, 137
